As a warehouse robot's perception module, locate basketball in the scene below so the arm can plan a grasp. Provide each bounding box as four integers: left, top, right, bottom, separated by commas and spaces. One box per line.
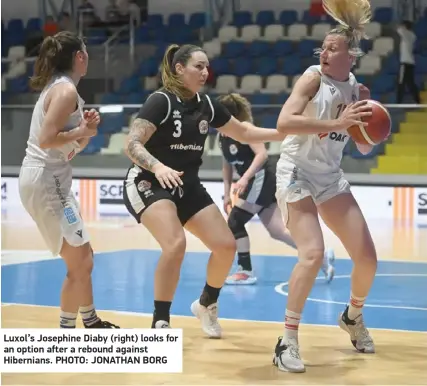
347, 100, 392, 145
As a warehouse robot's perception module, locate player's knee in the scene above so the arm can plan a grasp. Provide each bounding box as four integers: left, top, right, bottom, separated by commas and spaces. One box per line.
227, 208, 251, 240
356, 248, 377, 272
299, 248, 325, 271
162, 233, 186, 262
67, 252, 93, 282
213, 231, 236, 256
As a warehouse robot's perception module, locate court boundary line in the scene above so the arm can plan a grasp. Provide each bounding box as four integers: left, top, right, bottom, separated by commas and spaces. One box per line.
275, 274, 427, 311
2, 249, 427, 266
2, 302, 426, 334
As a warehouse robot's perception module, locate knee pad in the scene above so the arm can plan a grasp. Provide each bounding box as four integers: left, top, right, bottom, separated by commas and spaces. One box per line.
227, 207, 253, 240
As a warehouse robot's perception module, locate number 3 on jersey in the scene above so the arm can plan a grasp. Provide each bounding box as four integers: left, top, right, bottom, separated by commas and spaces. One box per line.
173, 119, 182, 138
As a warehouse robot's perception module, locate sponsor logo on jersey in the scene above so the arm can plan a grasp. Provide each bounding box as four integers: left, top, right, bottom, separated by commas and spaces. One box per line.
229, 144, 238, 155
170, 143, 203, 151
173, 110, 182, 119
318, 132, 348, 142
199, 120, 209, 135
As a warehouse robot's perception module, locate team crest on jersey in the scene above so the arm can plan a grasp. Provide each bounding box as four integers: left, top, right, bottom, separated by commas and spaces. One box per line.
137, 180, 151, 192
199, 120, 209, 134
229, 144, 238, 155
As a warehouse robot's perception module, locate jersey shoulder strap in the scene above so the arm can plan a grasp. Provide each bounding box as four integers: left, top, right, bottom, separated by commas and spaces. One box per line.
148, 88, 172, 125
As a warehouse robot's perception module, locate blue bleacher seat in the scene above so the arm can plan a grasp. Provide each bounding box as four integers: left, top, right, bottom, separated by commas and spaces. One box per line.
272, 40, 293, 57
279, 10, 298, 26
301, 10, 321, 25
298, 39, 318, 57
98, 113, 126, 134
232, 11, 252, 27
210, 58, 230, 75
137, 58, 159, 77
247, 41, 271, 57
373, 7, 393, 23
26, 18, 42, 32
146, 14, 163, 29
168, 13, 186, 27
371, 75, 396, 94
117, 76, 141, 94
188, 12, 205, 29
256, 57, 278, 76
256, 11, 275, 27
223, 42, 246, 58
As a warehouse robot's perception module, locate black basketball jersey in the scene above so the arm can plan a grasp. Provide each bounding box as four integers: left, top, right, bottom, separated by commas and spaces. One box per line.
220, 134, 273, 177
135, 88, 231, 181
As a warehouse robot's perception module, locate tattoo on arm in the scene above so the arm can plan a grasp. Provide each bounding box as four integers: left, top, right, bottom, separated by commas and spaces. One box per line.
126, 118, 160, 171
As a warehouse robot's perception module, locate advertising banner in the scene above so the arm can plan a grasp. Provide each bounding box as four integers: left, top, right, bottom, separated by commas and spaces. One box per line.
2, 177, 426, 225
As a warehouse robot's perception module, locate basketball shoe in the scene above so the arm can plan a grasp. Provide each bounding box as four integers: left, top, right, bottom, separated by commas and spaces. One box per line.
272, 336, 305, 373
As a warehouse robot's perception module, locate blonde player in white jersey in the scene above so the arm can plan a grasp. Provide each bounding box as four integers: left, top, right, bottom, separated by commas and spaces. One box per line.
272, 0, 383, 373
18, 31, 119, 329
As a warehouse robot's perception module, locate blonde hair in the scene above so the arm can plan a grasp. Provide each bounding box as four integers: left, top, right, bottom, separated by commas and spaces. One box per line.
216, 93, 253, 123
321, 0, 372, 58
161, 44, 206, 100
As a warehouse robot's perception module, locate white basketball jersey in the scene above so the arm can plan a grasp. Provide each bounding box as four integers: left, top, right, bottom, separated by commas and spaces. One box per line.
23, 75, 84, 167
279, 65, 359, 173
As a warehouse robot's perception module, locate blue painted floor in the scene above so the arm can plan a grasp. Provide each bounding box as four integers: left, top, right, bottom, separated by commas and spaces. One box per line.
2, 250, 427, 332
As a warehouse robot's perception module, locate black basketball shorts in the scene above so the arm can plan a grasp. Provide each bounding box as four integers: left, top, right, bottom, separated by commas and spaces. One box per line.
123, 166, 214, 225
238, 168, 276, 208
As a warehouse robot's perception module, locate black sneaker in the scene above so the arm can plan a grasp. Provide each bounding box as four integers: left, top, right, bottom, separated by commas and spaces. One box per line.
84, 319, 120, 328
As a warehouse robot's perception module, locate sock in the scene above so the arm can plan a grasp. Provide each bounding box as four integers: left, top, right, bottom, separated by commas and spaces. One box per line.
348, 293, 366, 320
152, 301, 172, 327
199, 283, 221, 307
60, 311, 77, 328
281, 309, 301, 344
237, 252, 252, 271
79, 304, 100, 327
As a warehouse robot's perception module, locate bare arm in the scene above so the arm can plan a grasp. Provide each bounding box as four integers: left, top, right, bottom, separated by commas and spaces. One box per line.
277, 72, 343, 135
125, 118, 161, 171
222, 156, 233, 198
217, 117, 285, 144
39, 84, 86, 149
240, 142, 268, 181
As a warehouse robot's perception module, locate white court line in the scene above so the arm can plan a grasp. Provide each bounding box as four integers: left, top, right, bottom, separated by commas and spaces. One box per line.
275, 274, 427, 311
1, 302, 426, 334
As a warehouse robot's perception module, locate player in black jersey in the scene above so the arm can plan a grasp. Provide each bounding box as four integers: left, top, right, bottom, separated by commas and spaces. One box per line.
122, 44, 285, 337
217, 93, 336, 286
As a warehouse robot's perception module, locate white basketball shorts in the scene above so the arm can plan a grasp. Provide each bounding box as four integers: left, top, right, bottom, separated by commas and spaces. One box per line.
18, 166, 90, 256
275, 159, 351, 226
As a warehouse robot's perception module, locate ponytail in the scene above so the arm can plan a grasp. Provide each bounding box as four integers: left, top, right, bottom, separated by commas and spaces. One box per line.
30, 36, 62, 91
322, 0, 372, 58
30, 31, 85, 91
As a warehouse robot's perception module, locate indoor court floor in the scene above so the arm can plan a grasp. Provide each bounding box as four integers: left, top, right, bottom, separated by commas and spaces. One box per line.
1, 206, 427, 385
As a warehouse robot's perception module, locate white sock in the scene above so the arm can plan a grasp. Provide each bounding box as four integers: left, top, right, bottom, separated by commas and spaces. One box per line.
348, 292, 366, 320
79, 304, 100, 326
281, 309, 301, 344
60, 311, 77, 328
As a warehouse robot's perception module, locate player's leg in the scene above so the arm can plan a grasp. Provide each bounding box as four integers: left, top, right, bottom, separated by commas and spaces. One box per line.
225, 203, 257, 285
140, 200, 186, 328
317, 192, 376, 353
181, 185, 236, 338
272, 196, 325, 373
259, 202, 334, 283
19, 168, 118, 329
123, 174, 186, 328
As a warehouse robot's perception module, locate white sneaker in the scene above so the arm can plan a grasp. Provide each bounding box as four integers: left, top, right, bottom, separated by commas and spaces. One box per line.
225, 266, 257, 285
154, 320, 170, 328
272, 337, 305, 373
190, 299, 222, 338
338, 306, 375, 353
322, 248, 335, 283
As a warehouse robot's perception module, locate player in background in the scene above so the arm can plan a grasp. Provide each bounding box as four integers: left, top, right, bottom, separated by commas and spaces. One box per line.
272, 0, 383, 372
122, 44, 285, 337
217, 93, 335, 286
19, 31, 119, 329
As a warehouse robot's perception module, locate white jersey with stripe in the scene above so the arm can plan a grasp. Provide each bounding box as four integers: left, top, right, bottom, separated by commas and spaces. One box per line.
278, 65, 360, 174
22, 75, 84, 168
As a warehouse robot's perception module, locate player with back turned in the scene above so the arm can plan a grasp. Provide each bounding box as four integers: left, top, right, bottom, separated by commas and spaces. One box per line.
122, 44, 285, 337
217, 93, 335, 286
